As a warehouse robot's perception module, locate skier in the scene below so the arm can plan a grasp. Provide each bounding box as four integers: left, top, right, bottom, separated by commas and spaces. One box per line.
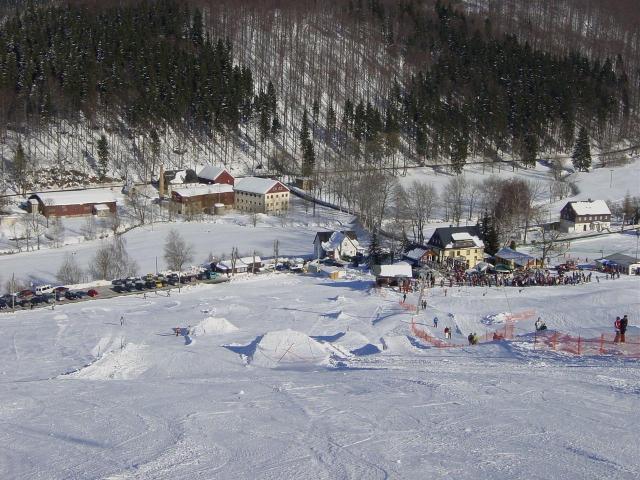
473, 333, 479, 345
120, 316, 124, 326
433, 317, 439, 328
186, 326, 191, 335
468, 333, 474, 345
444, 327, 451, 339
175, 327, 181, 336
535, 317, 543, 331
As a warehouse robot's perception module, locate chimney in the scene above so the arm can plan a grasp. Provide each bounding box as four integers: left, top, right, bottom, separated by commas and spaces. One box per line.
159, 165, 165, 199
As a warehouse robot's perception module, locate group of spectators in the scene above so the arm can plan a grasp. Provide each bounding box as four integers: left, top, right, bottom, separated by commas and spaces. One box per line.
414, 261, 604, 290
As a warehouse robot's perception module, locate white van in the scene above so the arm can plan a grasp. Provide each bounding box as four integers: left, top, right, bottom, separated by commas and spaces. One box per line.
35, 284, 53, 295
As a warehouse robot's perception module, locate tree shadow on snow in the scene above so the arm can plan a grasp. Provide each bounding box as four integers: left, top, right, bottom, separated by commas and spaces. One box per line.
222, 335, 264, 357
311, 332, 346, 342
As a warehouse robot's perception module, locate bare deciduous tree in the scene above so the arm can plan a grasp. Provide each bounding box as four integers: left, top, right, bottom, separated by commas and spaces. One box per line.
163, 228, 195, 272
57, 252, 84, 285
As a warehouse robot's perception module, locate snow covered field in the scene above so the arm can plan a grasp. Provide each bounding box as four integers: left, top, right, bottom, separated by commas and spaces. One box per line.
1, 262, 638, 479
0, 159, 638, 478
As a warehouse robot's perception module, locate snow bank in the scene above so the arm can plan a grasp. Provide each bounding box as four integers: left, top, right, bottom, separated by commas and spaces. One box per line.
480, 312, 510, 326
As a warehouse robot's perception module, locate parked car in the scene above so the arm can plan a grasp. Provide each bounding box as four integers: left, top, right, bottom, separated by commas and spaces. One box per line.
113, 285, 126, 293
154, 280, 163, 288
180, 276, 191, 284
54, 286, 69, 294
30, 296, 44, 306
55, 293, 66, 301
0, 300, 8, 309
40, 293, 55, 304
18, 289, 36, 298
144, 281, 156, 289
75, 291, 88, 299
111, 279, 123, 286
65, 291, 78, 300
167, 277, 179, 286
134, 282, 146, 291
88, 289, 99, 297
19, 298, 31, 308
126, 284, 137, 292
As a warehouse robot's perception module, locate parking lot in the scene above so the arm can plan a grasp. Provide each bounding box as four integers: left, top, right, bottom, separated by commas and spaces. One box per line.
0, 276, 230, 313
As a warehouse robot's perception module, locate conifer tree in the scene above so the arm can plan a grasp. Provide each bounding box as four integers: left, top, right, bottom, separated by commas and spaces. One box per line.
478, 211, 500, 256
571, 127, 592, 172
97, 135, 109, 180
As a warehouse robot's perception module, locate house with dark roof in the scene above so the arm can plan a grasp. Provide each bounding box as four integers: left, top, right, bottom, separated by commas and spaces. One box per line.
560, 199, 611, 232
426, 226, 485, 268
596, 253, 640, 275
313, 231, 360, 259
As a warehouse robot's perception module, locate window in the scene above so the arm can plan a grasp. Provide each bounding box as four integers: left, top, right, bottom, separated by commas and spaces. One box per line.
467, 250, 470, 255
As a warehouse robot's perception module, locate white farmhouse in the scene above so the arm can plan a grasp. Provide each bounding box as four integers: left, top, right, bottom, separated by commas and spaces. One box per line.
234, 177, 289, 214
560, 199, 611, 232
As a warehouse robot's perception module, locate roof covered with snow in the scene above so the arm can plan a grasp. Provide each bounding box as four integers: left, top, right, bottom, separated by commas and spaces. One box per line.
375, 261, 412, 278
234, 177, 288, 195
172, 184, 233, 197
31, 189, 116, 206
495, 247, 535, 266
322, 232, 359, 251
196, 165, 229, 181
567, 200, 611, 216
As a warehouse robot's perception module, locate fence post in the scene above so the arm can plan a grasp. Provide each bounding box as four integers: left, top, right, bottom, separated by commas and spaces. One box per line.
600, 333, 605, 355
552, 331, 557, 350
577, 335, 581, 355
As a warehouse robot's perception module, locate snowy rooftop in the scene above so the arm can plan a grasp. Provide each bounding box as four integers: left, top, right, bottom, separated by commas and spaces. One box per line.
32, 189, 116, 206
445, 234, 484, 249
172, 184, 233, 197
376, 261, 412, 277
495, 247, 535, 266
196, 165, 228, 181
322, 232, 359, 251
569, 200, 611, 216
234, 177, 288, 195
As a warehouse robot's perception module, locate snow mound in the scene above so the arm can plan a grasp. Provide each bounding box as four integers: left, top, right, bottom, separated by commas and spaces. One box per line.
481, 312, 510, 326
332, 331, 374, 351
64, 344, 148, 380
252, 329, 329, 368
194, 317, 238, 335
331, 295, 347, 302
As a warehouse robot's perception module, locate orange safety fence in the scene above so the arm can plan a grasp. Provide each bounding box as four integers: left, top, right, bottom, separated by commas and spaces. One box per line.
506, 310, 536, 322
533, 332, 640, 358
410, 318, 514, 348
399, 301, 417, 312
374, 284, 387, 298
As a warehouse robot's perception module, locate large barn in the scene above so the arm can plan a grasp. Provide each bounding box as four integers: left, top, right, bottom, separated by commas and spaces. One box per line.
28, 189, 117, 218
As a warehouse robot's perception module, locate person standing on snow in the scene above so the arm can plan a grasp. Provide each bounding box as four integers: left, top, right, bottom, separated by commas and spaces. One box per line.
468, 333, 474, 345
619, 315, 628, 343
614, 317, 622, 343
535, 317, 543, 331
433, 317, 439, 328
473, 333, 479, 345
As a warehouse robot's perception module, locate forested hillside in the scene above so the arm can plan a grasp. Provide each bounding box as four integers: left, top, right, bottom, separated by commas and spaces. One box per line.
0, 0, 637, 194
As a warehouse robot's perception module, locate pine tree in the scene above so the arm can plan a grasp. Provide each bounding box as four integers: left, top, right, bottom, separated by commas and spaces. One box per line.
571, 126, 591, 172
97, 135, 109, 180
478, 211, 500, 256
367, 230, 383, 268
